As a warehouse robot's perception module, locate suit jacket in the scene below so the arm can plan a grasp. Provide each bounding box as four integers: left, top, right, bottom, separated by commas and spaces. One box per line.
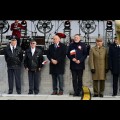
24, 47, 43, 71
4, 44, 23, 69
108, 43, 120, 74
11, 23, 25, 38
47, 42, 66, 74
67, 41, 87, 70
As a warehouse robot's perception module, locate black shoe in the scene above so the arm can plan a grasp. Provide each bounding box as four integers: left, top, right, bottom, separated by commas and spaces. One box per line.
93, 94, 98, 97
112, 94, 117, 96
77, 91, 82, 97
8, 92, 13, 94
28, 92, 33, 94
17, 92, 21, 94
73, 93, 78, 97
99, 94, 103, 97
34, 93, 39, 95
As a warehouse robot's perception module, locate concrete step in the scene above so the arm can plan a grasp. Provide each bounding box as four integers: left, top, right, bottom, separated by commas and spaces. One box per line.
0, 94, 120, 100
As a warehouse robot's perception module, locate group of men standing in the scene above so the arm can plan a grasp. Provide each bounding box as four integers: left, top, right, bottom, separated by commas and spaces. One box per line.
4, 39, 43, 94
4, 33, 87, 96
3, 20, 120, 97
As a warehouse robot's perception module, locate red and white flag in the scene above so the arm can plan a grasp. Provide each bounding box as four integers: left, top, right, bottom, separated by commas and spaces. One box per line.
70, 49, 76, 55
42, 60, 48, 65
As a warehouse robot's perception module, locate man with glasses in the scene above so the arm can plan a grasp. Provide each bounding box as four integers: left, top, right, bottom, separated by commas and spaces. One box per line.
24, 40, 43, 94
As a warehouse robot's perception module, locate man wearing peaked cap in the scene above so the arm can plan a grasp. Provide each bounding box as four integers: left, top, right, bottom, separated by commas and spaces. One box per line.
96, 38, 103, 42
4, 39, 23, 94
89, 38, 108, 97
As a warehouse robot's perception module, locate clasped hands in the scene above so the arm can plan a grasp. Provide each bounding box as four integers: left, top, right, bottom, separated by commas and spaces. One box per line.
51, 59, 58, 65
72, 58, 80, 64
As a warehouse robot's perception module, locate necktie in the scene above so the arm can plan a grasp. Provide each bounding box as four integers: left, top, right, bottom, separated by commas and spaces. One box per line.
13, 46, 15, 53
55, 44, 57, 49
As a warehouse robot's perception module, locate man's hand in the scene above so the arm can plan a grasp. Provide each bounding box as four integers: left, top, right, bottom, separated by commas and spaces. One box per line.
75, 60, 80, 64
91, 69, 95, 73
105, 69, 109, 73
25, 68, 29, 71
72, 58, 77, 62
51, 59, 58, 65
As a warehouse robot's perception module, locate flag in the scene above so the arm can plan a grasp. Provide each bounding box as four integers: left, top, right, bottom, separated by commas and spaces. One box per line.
70, 49, 76, 55
42, 60, 48, 65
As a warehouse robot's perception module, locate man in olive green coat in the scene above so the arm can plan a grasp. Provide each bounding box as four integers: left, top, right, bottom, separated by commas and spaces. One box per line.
89, 38, 108, 97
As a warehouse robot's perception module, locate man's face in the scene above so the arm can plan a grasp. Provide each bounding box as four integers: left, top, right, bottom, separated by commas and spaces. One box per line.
30, 41, 36, 48
96, 41, 103, 47
74, 35, 80, 43
11, 40, 17, 46
114, 39, 119, 44
15, 20, 19, 23
53, 35, 60, 44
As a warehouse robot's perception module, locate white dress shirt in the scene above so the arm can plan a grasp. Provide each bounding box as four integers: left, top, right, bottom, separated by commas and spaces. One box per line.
10, 44, 16, 53
31, 47, 35, 56
54, 42, 59, 48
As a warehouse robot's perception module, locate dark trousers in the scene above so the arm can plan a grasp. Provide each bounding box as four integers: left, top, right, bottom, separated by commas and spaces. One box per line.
8, 69, 21, 93
28, 70, 40, 94
113, 74, 119, 95
51, 74, 64, 92
71, 70, 83, 95
93, 80, 105, 95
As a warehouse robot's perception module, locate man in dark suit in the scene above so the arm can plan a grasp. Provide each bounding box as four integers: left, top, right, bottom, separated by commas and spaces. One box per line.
47, 35, 66, 95
4, 39, 23, 94
67, 34, 87, 96
109, 37, 120, 96
10, 20, 25, 46
24, 40, 43, 94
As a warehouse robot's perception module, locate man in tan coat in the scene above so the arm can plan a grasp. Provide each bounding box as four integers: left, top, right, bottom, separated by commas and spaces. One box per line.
89, 38, 108, 97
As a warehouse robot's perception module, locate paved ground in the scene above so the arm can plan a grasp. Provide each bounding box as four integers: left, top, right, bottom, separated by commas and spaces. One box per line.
0, 94, 120, 100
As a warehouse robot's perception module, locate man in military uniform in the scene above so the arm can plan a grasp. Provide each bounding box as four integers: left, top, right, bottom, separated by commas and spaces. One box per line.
89, 38, 108, 97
